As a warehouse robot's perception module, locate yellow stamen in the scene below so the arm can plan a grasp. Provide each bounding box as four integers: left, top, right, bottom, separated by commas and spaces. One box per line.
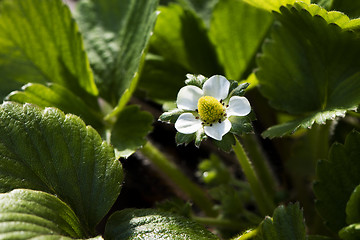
197, 96, 225, 124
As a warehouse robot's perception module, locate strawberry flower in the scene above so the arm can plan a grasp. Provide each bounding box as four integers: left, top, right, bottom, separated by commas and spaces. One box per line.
174, 75, 251, 141
160, 74, 253, 148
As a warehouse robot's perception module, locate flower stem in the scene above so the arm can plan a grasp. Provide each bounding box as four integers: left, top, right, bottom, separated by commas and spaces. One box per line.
242, 134, 277, 200
232, 228, 258, 240
232, 137, 275, 216
140, 141, 217, 217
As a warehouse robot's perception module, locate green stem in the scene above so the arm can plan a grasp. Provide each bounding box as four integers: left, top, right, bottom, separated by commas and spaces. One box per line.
232, 137, 275, 216
140, 141, 217, 217
242, 134, 277, 200
232, 228, 258, 240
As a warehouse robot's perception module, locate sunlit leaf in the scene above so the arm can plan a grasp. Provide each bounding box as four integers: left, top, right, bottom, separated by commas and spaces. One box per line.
243, 0, 310, 12
0, 0, 97, 100
257, 3, 360, 138
0, 102, 123, 232
314, 131, 360, 232
150, 3, 222, 76
104, 209, 219, 239
209, 0, 273, 81
75, 0, 158, 107
339, 224, 360, 240
6, 83, 102, 130
331, 0, 360, 19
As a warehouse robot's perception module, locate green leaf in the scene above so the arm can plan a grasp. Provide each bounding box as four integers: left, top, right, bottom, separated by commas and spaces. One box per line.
104, 209, 219, 240
111, 105, 153, 158
195, 129, 207, 148
159, 108, 185, 124
260, 203, 306, 240
0, 0, 97, 100
176, 0, 219, 26
314, 131, 360, 232
212, 133, 235, 152
0, 189, 97, 239
6, 83, 102, 130
257, 3, 360, 138
0, 102, 123, 232
331, 0, 360, 19
209, 0, 273, 81
75, 0, 158, 106
175, 132, 196, 146
229, 116, 254, 136
243, 0, 310, 12
346, 184, 360, 225
290, 2, 360, 29
138, 54, 188, 102
339, 224, 360, 240
262, 110, 345, 138
150, 4, 222, 76
228, 83, 250, 99
312, 0, 333, 10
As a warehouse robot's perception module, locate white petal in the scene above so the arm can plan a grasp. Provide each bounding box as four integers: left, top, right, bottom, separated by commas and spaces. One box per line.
203, 75, 230, 100
227, 96, 251, 117
175, 113, 202, 134
204, 119, 232, 141
176, 85, 203, 110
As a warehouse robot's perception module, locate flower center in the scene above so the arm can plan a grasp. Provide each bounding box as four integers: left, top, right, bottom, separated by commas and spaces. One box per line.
197, 96, 225, 124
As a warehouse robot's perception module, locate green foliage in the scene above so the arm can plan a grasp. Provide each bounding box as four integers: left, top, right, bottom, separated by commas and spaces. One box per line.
331, 0, 360, 19
159, 109, 185, 124
175, 132, 196, 146
258, 203, 306, 240
213, 133, 235, 152
0, 0, 97, 100
2, 0, 360, 238
111, 105, 153, 158
137, 55, 188, 102
0, 102, 123, 232
0, 189, 91, 239
258, 3, 360, 138
209, 0, 273, 81
229, 116, 254, 136
139, 3, 223, 102
198, 154, 232, 186
104, 209, 219, 239
150, 4, 221, 77
339, 223, 360, 240
243, 0, 310, 12
156, 198, 192, 218
176, 0, 219, 25
6, 83, 102, 129
346, 184, 360, 225
75, 0, 159, 107
314, 131, 360, 233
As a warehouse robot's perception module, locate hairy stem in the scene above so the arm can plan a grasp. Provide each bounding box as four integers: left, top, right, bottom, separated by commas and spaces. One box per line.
232, 137, 275, 216
140, 141, 217, 217
242, 134, 277, 200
